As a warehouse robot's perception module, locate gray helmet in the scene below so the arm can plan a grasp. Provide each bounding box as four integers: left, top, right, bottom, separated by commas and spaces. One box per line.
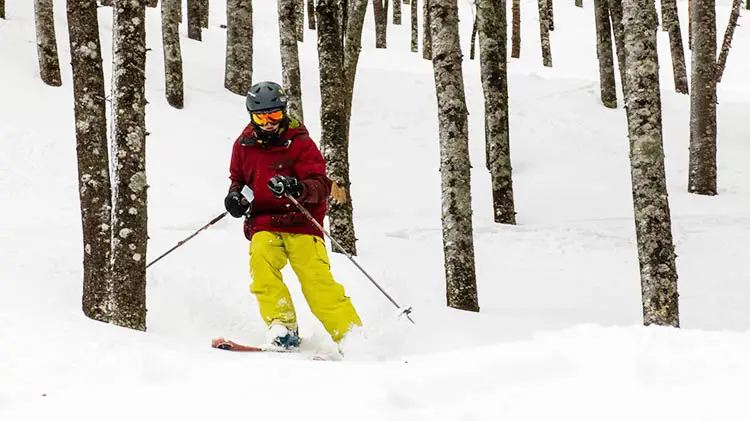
245, 81, 288, 113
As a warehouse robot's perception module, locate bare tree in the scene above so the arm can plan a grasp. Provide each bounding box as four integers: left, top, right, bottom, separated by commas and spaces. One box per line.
373, 0, 389, 48
342, 0, 369, 132
162, 0, 184, 108
477, 0, 515, 224
146, 0, 157, 6
660, 0, 689, 93
622, 0, 679, 327
538, 0, 552, 66
608, 0, 627, 93
576, 0, 582, 6
411, 0, 418, 52
296, 0, 305, 41
1, 1, 5, 19
67, 0, 112, 323
225, 0, 253, 95
511, 0, 520, 58
422, 0, 432, 59
201, 0, 209, 28
307, 0, 316, 29
594, 0, 616, 108
393, 0, 401, 24
688, 0, 717, 195
279, 0, 304, 121
430, 0, 479, 312
187, 0, 202, 40
101, 0, 112, 5
716, 0, 743, 83
110, 0, 149, 331
546, 0, 554, 30
316, 0, 358, 255
469, 13, 478, 60
34, 0, 62, 86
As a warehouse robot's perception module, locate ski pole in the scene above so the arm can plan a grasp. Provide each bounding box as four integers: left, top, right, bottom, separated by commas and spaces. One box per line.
283, 192, 415, 324
146, 211, 228, 269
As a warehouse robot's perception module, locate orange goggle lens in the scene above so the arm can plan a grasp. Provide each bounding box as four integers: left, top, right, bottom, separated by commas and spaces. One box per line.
251, 110, 284, 125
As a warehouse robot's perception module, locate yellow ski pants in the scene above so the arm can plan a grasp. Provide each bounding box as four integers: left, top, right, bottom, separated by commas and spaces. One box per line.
249, 231, 362, 342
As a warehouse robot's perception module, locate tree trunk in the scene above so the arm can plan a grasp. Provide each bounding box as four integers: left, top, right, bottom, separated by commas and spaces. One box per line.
608, 0, 627, 95
67, 0, 112, 323
430, 0, 479, 312
296, 0, 304, 42
279, 0, 304, 121
477, 0, 515, 225
411, 0, 418, 52
342, 0, 368, 129
100, 0, 113, 5
422, 0, 432, 59
393, 0, 401, 24
716, 0, 743, 83
110, 0, 148, 331
34, 0, 62, 86
200, 0, 209, 28
146, 0, 157, 6
317, 0, 358, 255
1, 1, 5, 19
511, 0, 520, 58
307, 0, 316, 29
661, 0, 689, 93
622, 0, 679, 328
469, 13, 478, 60
576, 0, 582, 6
593, 0, 617, 108
546, 0, 554, 31
688, 0, 717, 195
162, 0, 184, 108
538, 0, 552, 66
187, 0, 202, 40
225, 0, 253, 95
373, 0, 389, 48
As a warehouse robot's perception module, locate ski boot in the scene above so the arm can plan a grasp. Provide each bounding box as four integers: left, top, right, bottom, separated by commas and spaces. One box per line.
266, 322, 300, 350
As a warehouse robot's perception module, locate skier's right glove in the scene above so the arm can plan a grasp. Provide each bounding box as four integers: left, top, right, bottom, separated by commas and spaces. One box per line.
224, 191, 250, 218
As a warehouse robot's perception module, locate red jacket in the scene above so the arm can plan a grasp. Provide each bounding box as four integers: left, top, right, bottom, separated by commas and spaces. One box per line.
228, 118, 332, 240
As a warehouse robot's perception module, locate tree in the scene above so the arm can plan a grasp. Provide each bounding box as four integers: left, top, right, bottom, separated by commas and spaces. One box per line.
296, 0, 304, 41
225, 0, 253, 95
187, 0, 202, 40
67, 0, 112, 323
576, 0, 582, 6
511, 0, 520, 58
110, 0, 149, 331
660, 0, 689, 93
430, 0, 479, 312
537, 0, 552, 67
278, 0, 304, 122
34, 0, 62, 86
716, 0, 744, 83
593, 0, 617, 108
608, 0, 627, 94
373, 0, 389, 48
201, 0, 209, 28
162, 0, 184, 108
477, 0, 515, 224
688, 0, 717, 195
307, 0, 316, 29
393, 0, 401, 24
410, 0, 418, 52
422, 0, 432, 59
1, 1, 5, 19
622, 0, 679, 327
316, 0, 358, 255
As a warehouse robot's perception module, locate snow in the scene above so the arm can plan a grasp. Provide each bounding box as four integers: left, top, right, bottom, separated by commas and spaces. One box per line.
1, 1, 750, 420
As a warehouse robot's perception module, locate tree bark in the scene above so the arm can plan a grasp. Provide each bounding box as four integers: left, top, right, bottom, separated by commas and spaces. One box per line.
622, 0, 679, 328
608, 0, 627, 95
430, 0, 479, 312
200, 0, 209, 28
576, 0, 582, 6
593, 0, 617, 108
538, 0, 552, 66
296, 0, 304, 42
546, 0, 554, 30
146, 0, 157, 6
511, 0, 520, 58
100, 0, 113, 5
110, 0, 148, 331
622, 0, 680, 327
469, 13, 478, 60
422, 0, 432, 59
716, 0, 743, 83
225, 0, 253, 95
279, 0, 304, 121
393, 0, 401, 24
342, 0, 368, 129
34, 0, 63, 86
661, 0, 689, 93
162, 0, 184, 108
1, 1, 5, 19
187, 0, 202, 40
411, 0, 418, 52
688, 0, 717, 195
477, 0, 515, 225
373, 0, 389, 48
316, 0, 357, 255
307, 0, 316, 29
67, 0, 112, 323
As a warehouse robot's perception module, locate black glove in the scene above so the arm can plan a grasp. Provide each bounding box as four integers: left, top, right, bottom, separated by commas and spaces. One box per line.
268, 175, 304, 199
224, 191, 250, 218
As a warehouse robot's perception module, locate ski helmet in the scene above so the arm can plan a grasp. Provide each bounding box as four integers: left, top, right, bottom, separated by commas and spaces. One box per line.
246, 81, 288, 113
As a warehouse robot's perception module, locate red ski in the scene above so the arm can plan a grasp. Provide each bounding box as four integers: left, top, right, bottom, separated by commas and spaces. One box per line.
211, 337, 339, 361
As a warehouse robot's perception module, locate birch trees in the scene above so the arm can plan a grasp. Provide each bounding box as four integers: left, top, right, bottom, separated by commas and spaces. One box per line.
110, 0, 149, 331
67, 0, 112, 323
162, 0, 184, 109
593, 0, 617, 108
225, 0, 253, 95
622, 0, 679, 327
34, 0, 62, 86
430, 0, 479, 312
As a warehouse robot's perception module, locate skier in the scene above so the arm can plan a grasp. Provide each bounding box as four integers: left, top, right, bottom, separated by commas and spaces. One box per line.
224, 81, 363, 349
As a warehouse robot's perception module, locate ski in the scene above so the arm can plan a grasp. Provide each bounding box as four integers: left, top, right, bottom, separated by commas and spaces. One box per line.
210, 337, 338, 361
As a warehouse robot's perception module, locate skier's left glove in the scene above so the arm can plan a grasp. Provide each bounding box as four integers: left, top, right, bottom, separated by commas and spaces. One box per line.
268, 175, 304, 199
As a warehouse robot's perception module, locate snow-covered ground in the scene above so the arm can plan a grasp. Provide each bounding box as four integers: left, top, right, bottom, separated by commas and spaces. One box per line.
2, 1, 749, 420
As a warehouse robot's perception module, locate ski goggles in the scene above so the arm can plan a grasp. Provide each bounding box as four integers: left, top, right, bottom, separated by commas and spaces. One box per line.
251, 109, 284, 126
